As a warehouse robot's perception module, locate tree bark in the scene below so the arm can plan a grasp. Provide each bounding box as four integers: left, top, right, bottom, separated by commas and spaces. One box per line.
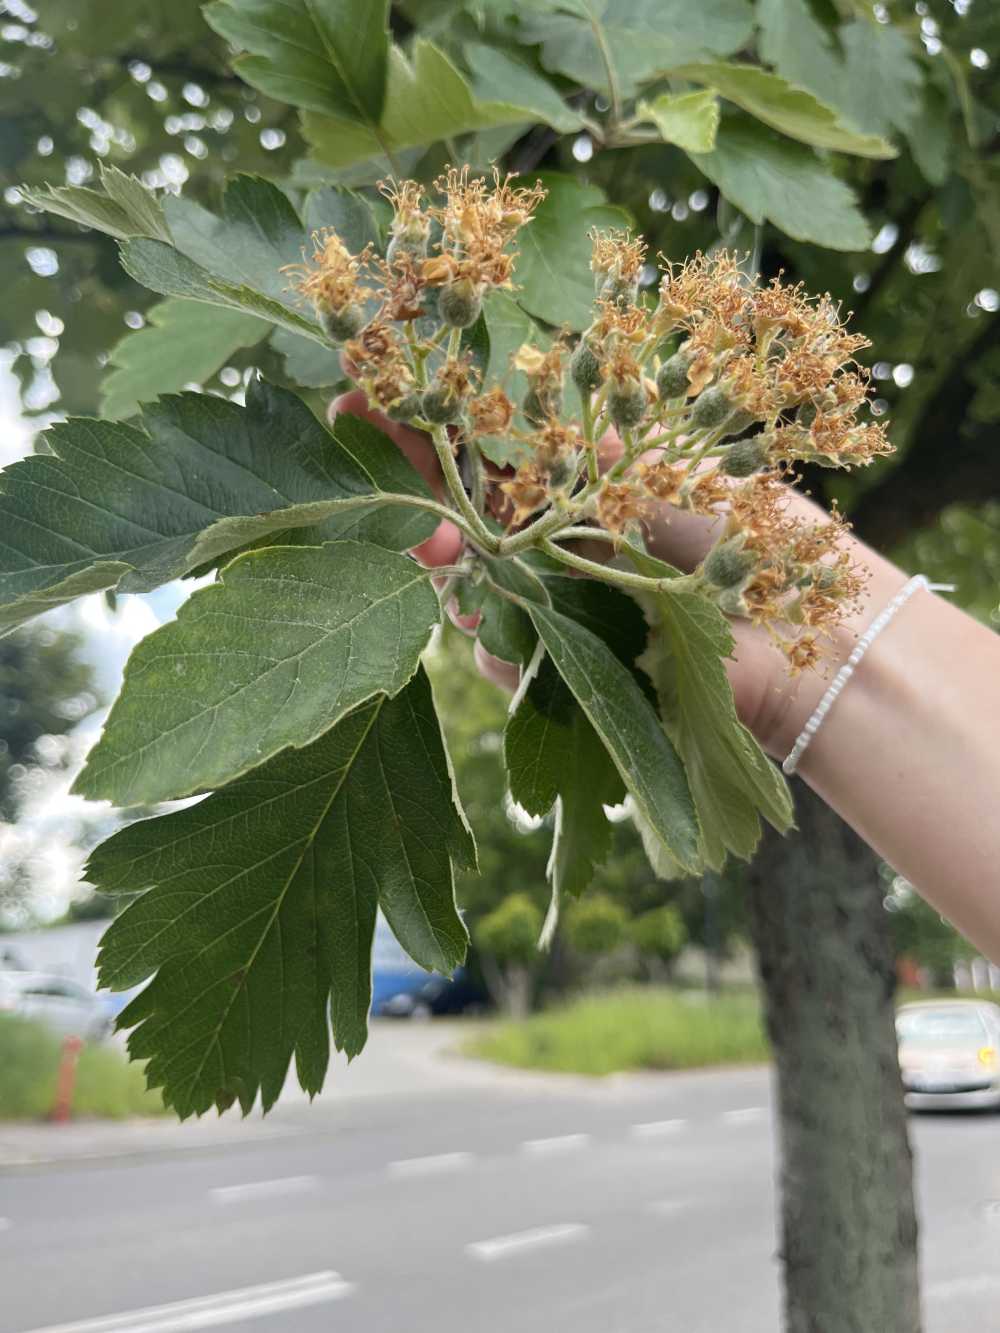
746, 783, 922, 1333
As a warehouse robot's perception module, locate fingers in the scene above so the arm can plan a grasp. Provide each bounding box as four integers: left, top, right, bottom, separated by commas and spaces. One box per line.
328, 390, 443, 496
473, 640, 520, 693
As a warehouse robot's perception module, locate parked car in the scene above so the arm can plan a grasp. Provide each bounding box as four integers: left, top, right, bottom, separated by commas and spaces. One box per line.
370, 916, 486, 1019
896, 999, 1000, 1111
0, 971, 112, 1041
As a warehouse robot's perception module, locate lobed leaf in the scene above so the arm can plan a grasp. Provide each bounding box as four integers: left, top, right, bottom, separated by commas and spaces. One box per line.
91, 667, 471, 1117
101, 300, 268, 420
0, 378, 437, 632
672, 62, 897, 158
73, 540, 441, 807
691, 121, 872, 251
20, 164, 171, 242
637, 90, 721, 153
204, 0, 391, 126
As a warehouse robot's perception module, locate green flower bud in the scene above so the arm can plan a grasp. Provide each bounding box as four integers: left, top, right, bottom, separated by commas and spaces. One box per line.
570, 338, 603, 394
608, 380, 647, 431
721, 437, 769, 478
691, 385, 733, 430
421, 384, 463, 424
720, 409, 755, 439
387, 231, 428, 266
599, 273, 639, 309
386, 392, 423, 423
523, 383, 563, 426
704, 537, 755, 589
716, 586, 750, 617
655, 348, 693, 400
438, 278, 482, 329
320, 303, 366, 342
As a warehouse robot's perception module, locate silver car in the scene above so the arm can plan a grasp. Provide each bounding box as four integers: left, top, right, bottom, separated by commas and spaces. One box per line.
897, 999, 1000, 1111
0, 970, 112, 1041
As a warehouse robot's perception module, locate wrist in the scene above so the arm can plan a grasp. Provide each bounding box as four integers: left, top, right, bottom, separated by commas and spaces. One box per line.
749, 543, 908, 762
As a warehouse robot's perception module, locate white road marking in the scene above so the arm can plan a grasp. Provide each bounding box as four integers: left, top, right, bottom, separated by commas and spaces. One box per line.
466, 1223, 590, 1262
19, 1271, 354, 1333
521, 1133, 591, 1155
644, 1199, 688, 1218
721, 1107, 766, 1125
630, 1118, 687, 1139
210, 1175, 319, 1205
387, 1151, 474, 1178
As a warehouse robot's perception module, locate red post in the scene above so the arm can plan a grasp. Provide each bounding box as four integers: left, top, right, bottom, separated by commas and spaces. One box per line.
50, 1035, 84, 1123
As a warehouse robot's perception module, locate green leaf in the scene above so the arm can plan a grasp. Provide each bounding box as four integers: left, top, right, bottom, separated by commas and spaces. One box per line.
638, 584, 793, 868
513, 173, 629, 329
477, 291, 544, 466
637, 90, 720, 153
476, 555, 545, 665
91, 667, 470, 1117
20, 164, 170, 242
691, 121, 872, 251
0, 378, 437, 631
837, 18, 923, 138
302, 39, 540, 170
672, 62, 896, 158
270, 327, 345, 389
204, 0, 391, 125
522, 0, 754, 100
73, 540, 441, 807
906, 81, 951, 188
117, 236, 325, 342
525, 602, 701, 873
756, 0, 844, 112
506, 652, 624, 898
101, 300, 268, 420
163, 175, 307, 303
463, 42, 584, 134
114, 178, 380, 345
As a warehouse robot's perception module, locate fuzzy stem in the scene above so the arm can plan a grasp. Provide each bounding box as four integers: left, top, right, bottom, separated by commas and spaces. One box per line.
430, 424, 499, 551
540, 538, 689, 594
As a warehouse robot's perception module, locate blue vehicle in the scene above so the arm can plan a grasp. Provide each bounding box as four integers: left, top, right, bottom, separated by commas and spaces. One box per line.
371, 914, 485, 1018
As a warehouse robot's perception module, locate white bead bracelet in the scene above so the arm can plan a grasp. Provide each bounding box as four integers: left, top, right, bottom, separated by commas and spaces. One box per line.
781, 573, 955, 777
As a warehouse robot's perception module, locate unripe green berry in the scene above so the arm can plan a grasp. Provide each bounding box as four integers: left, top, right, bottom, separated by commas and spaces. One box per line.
320, 303, 366, 342
716, 586, 750, 617
691, 385, 733, 429
570, 339, 602, 394
386, 392, 423, 423
608, 380, 647, 431
387, 231, 428, 266
656, 349, 693, 399
438, 278, 482, 329
721, 437, 769, 478
421, 385, 463, 424
704, 538, 755, 589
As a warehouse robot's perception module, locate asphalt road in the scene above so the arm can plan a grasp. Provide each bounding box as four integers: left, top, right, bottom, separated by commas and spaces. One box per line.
1, 1028, 999, 1333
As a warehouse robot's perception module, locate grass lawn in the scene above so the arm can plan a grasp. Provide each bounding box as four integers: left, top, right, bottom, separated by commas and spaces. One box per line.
0, 1014, 165, 1120
464, 986, 771, 1076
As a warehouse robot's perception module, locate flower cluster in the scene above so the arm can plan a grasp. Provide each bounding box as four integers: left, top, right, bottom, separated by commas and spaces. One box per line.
284, 172, 892, 671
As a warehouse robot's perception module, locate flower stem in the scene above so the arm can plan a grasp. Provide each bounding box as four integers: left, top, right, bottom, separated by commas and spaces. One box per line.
430, 424, 499, 551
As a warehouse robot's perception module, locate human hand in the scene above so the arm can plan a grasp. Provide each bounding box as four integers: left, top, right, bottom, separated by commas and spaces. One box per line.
327, 392, 905, 761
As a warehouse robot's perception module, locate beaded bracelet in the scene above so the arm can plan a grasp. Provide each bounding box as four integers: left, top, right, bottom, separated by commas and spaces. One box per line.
781, 573, 954, 777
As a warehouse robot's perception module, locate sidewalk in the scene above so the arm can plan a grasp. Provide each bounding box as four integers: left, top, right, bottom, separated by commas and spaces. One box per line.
0, 1021, 554, 1169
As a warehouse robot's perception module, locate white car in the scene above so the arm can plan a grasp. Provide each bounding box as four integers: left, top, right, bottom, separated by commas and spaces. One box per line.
0, 971, 112, 1041
897, 999, 1000, 1111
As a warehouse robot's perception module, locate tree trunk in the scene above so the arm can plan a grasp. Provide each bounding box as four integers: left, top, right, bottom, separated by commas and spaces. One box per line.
746, 783, 922, 1333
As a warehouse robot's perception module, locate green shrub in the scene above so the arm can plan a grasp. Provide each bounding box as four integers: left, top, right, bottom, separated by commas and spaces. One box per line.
564, 893, 628, 957
475, 892, 543, 966
466, 986, 769, 1076
631, 905, 688, 967
0, 1014, 165, 1120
